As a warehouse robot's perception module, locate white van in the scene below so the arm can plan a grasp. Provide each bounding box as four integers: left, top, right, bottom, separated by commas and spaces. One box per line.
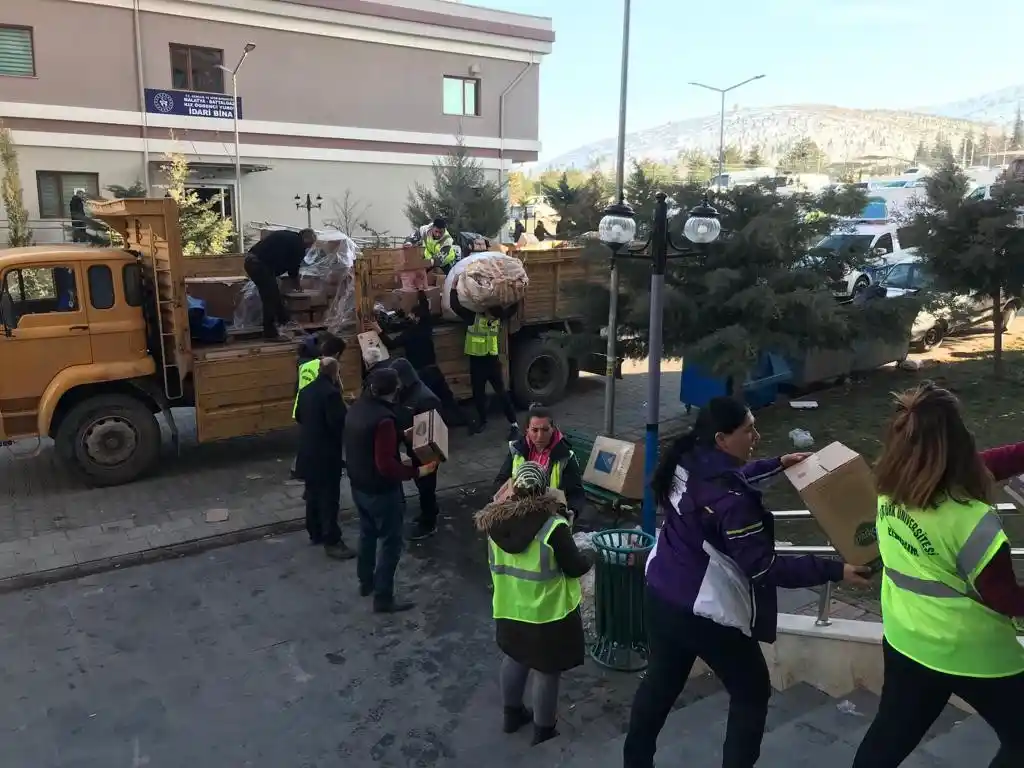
809, 222, 914, 297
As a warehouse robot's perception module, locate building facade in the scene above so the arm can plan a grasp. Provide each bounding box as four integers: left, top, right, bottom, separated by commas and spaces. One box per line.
0, 0, 552, 242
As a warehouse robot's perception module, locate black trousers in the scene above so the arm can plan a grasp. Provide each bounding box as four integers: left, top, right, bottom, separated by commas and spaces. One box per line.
623, 588, 772, 768
468, 354, 516, 425
244, 254, 289, 334
419, 365, 460, 414
413, 470, 439, 528
852, 639, 1024, 767
304, 477, 342, 546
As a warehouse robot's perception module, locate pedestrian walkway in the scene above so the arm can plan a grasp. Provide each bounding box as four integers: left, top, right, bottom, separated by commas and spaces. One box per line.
0, 362, 689, 588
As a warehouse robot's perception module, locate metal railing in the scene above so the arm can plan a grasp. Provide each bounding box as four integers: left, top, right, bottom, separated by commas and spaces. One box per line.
772, 504, 1024, 627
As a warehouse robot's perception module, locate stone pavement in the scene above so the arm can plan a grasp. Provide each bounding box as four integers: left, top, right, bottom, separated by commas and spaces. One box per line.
0, 361, 690, 588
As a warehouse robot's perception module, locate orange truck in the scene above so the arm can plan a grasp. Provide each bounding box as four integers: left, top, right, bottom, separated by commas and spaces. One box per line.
0, 199, 604, 487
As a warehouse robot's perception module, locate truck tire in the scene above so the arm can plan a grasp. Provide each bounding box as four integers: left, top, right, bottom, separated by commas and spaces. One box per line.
55, 394, 161, 487
511, 338, 570, 407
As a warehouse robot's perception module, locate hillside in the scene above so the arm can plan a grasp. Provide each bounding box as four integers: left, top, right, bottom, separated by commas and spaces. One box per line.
920, 83, 1024, 126
539, 104, 995, 171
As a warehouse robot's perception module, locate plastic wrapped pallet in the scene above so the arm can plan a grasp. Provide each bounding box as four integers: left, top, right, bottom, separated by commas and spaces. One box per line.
441, 251, 528, 319
233, 228, 359, 333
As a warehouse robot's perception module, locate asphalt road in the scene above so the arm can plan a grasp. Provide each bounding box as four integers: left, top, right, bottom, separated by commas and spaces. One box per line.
0, 492, 643, 768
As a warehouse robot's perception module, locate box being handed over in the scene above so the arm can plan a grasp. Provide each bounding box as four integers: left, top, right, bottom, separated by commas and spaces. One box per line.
784, 442, 880, 567
412, 410, 448, 463
357, 330, 390, 367
581, 437, 646, 500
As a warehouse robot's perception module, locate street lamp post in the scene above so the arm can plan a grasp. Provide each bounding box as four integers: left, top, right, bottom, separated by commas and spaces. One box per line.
295, 194, 323, 229
688, 75, 765, 188
598, 192, 721, 533
218, 42, 256, 247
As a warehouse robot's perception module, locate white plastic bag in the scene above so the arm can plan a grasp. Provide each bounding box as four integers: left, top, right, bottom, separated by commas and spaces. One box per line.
789, 428, 815, 450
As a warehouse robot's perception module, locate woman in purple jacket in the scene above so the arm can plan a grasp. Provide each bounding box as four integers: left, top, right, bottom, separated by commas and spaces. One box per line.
622, 396, 871, 768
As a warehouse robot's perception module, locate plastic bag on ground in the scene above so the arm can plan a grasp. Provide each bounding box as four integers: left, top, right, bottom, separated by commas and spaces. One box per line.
789, 428, 815, 450
441, 251, 528, 318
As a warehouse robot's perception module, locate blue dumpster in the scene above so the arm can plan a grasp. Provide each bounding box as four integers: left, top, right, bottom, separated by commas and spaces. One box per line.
680, 352, 792, 411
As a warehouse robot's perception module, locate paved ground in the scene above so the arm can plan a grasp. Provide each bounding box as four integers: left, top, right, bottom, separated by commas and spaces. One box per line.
0, 363, 690, 587
0, 492, 687, 768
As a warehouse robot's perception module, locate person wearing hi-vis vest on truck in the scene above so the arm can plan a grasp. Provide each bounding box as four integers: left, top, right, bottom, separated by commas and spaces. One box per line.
449, 274, 520, 439
475, 460, 594, 747
851, 384, 1024, 768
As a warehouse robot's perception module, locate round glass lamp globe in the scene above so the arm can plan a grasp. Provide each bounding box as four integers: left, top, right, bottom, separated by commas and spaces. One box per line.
598, 214, 637, 246
683, 216, 721, 244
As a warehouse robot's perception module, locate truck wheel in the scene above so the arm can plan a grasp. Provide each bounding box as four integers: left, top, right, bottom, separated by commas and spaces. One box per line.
512, 338, 570, 406
55, 394, 161, 487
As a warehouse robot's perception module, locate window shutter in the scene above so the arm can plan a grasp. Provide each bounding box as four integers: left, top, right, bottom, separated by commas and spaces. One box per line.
0, 27, 34, 77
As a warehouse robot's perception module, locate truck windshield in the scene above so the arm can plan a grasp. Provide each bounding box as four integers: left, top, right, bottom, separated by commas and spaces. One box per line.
814, 234, 874, 254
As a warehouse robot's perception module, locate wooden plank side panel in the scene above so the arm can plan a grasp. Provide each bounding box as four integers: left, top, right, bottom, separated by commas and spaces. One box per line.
182, 255, 247, 278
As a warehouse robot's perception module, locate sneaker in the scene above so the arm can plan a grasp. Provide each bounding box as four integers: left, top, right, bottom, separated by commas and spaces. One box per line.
324, 543, 355, 561
409, 521, 437, 541
373, 597, 416, 614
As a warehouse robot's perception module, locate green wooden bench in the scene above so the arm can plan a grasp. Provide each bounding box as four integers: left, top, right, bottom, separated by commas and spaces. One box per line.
563, 428, 641, 517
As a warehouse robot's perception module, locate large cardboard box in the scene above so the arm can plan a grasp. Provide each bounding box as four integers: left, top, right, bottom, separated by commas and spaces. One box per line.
357, 330, 389, 366
784, 442, 880, 567
412, 410, 448, 463
582, 437, 646, 500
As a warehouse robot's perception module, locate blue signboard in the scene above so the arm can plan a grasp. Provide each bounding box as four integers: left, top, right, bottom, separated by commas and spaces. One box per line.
144, 88, 242, 120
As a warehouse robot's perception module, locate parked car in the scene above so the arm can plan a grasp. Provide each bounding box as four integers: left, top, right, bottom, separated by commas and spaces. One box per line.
880, 253, 1020, 351
808, 222, 914, 297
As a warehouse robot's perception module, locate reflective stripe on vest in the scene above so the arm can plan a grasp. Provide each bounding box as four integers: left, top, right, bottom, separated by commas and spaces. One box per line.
464, 315, 500, 356
878, 497, 1024, 677
510, 452, 567, 492
292, 359, 321, 419
488, 515, 582, 624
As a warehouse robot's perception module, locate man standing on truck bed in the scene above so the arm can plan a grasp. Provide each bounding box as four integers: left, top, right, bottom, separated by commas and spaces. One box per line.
244, 227, 317, 339
450, 275, 520, 440
405, 218, 457, 271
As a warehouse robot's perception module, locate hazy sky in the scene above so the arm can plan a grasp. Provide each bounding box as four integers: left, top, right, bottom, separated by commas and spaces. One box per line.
486, 0, 1024, 158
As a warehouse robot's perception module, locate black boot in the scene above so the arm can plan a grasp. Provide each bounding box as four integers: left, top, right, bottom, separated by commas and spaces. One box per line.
373, 596, 415, 614
531, 724, 558, 746
502, 706, 532, 734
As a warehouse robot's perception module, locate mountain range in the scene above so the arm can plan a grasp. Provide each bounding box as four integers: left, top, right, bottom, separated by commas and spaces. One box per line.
537, 84, 1023, 172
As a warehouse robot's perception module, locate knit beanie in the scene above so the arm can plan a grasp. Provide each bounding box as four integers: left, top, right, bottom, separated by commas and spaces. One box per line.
513, 461, 547, 493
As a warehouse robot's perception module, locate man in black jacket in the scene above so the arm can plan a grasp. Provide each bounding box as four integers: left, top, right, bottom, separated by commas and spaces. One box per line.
390, 358, 445, 541
491, 405, 588, 521
295, 357, 353, 560
245, 228, 317, 339
374, 290, 463, 425
344, 367, 438, 613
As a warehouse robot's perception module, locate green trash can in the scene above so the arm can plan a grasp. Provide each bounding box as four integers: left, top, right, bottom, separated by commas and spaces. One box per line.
588, 528, 656, 672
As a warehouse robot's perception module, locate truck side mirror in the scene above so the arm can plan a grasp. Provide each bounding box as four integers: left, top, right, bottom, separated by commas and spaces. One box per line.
0, 288, 17, 336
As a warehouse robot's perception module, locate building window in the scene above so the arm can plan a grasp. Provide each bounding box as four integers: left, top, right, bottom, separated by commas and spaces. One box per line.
169, 43, 224, 93
87, 265, 115, 310
443, 76, 480, 117
36, 172, 100, 219
0, 26, 35, 77
3, 267, 79, 315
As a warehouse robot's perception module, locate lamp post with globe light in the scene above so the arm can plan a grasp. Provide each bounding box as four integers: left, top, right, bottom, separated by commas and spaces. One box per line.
598, 199, 637, 437
217, 42, 256, 246
598, 191, 721, 533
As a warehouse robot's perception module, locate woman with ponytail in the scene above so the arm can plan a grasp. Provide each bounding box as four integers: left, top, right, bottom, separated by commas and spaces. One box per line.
623, 396, 871, 768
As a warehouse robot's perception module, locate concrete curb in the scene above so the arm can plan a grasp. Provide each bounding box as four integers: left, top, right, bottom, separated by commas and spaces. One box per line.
0, 480, 494, 594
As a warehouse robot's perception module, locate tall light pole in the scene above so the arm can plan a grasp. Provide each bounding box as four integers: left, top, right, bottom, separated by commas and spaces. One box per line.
603, 0, 633, 437
218, 42, 256, 247
295, 194, 323, 229
688, 75, 765, 188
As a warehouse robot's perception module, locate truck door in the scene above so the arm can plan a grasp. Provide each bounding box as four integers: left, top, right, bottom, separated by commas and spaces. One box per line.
83, 261, 149, 365
0, 264, 93, 439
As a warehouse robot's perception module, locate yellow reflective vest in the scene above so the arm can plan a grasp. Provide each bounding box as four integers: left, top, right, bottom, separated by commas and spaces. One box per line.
878, 494, 1024, 678
489, 515, 582, 624
464, 315, 500, 357
424, 233, 455, 267
293, 358, 320, 419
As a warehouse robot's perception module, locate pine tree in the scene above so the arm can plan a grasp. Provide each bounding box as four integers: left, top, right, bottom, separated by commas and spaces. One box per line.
73, 181, 148, 247
540, 171, 607, 238
404, 140, 506, 237
781, 138, 825, 173
722, 144, 744, 167
977, 132, 993, 166
931, 133, 954, 164
913, 140, 931, 165
162, 153, 234, 256
574, 183, 916, 385
680, 150, 713, 183
625, 161, 663, 234
1011, 105, 1024, 151
0, 122, 32, 248
745, 145, 764, 168
908, 164, 1024, 378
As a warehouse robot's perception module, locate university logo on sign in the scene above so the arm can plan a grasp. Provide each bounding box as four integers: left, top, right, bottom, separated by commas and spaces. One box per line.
143, 88, 242, 120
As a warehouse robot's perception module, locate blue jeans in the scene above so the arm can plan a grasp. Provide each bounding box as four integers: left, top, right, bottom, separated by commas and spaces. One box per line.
351, 485, 406, 600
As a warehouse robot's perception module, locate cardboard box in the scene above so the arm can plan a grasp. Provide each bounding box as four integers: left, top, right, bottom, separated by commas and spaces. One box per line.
784, 442, 880, 567
582, 437, 646, 500
357, 330, 389, 366
412, 410, 448, 463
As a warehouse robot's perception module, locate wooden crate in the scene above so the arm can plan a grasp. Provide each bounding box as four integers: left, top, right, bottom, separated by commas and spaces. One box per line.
182, 254, 247, 278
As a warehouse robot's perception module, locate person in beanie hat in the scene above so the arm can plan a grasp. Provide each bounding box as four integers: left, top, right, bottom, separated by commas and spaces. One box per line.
344, 366, 438, 613
474, 461, 593, 746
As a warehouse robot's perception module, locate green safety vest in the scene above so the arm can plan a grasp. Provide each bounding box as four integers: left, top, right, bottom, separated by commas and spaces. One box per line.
878, 494, 1024, 678
292, 358, 321, 419
424, 234, 456, 267
511, 452, 568, 492
464, 315, 500, 357
489, 515, 582, 624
